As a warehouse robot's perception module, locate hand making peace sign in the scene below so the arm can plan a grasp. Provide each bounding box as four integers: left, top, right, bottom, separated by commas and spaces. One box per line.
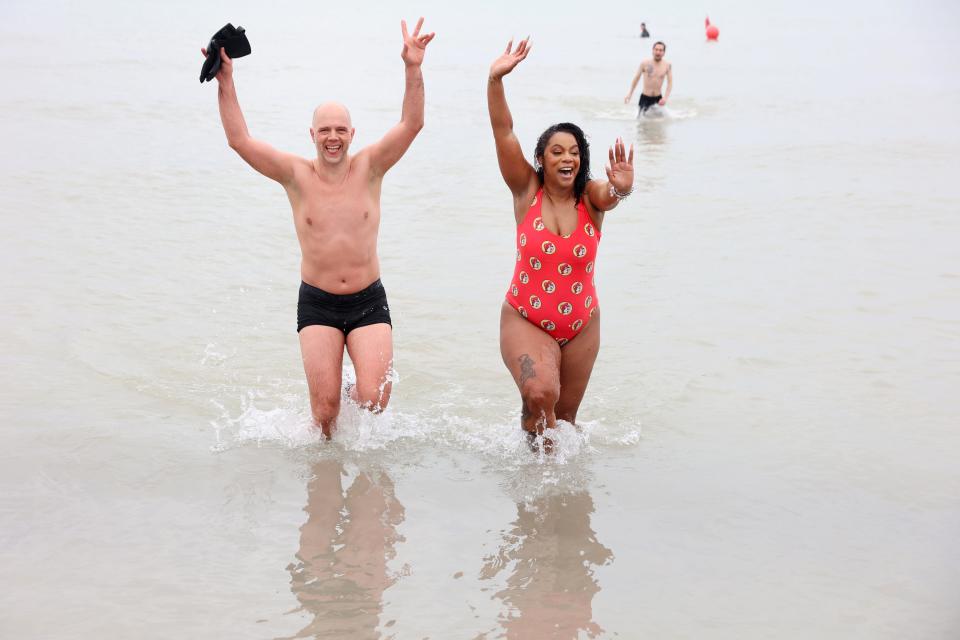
400, 17, 435, 67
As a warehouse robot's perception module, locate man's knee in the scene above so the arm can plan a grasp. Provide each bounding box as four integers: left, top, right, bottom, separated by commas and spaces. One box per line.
310, 392, 340, 426
354, 382, 392, 412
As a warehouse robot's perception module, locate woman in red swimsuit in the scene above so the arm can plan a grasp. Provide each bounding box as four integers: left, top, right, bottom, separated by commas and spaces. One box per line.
488, 37, 635, 443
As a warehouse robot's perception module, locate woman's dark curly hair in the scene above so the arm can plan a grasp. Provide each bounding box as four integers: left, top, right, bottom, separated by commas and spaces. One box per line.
534, 122, 591, 204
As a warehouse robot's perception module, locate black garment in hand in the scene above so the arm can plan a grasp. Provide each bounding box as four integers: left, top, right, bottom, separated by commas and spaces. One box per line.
199, 23, 251, 83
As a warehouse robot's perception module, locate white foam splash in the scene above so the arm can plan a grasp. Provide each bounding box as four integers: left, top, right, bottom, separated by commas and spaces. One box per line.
211, 389, 640, 463
209, 362, 642, 460
639, 105, 698, 120
210, 388, 322, 452
591, 103, 698, 122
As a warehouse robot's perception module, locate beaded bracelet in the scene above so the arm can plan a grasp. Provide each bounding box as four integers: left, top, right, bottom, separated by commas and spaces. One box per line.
608, 183, 633, 200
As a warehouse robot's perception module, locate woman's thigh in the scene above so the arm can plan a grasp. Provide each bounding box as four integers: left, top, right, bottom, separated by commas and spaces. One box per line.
556, 311, 600, 423
499, 302, 561, 393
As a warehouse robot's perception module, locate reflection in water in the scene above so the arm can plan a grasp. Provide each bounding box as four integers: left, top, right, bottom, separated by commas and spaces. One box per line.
636, 116, 668, 148
481, 492, 613, 639
281, 459, 404, 639
633, 116, 668, 194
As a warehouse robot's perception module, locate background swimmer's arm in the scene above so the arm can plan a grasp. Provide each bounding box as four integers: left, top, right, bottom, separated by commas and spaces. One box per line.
369, 18, 435, 177
624, 63, 644, 103
207, 48, 296, 185
661, 64, 673, 104
488, 38, 537, 201
585, 138, 634, 212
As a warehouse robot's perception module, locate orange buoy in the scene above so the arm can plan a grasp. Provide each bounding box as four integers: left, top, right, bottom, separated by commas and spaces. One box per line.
705, 16, 719, 40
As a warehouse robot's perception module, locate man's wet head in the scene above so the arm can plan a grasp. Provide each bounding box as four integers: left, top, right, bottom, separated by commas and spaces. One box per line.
653, 42, 666, 61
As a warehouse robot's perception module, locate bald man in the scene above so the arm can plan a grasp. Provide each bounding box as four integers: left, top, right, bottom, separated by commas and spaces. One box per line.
204, 18, 435, 436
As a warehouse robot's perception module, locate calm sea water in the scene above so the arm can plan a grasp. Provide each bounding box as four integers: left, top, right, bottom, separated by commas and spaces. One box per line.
2, 0, 959, 638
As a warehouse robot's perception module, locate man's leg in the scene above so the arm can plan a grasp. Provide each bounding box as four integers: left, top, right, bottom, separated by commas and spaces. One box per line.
345, 323, 394, 411
299, 325, 346, 437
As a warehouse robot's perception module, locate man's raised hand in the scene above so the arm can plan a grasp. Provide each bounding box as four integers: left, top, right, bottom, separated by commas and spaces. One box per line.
200, 47, 233, 82
401, 17, 435, 67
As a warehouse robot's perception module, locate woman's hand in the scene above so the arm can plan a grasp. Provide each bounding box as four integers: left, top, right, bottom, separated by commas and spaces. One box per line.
605, 137, 634, 194
489, 37, 531, 80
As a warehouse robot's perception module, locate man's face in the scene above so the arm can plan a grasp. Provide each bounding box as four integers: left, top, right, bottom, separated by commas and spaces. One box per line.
653, 44, 665, 61
310, 105, 354, 165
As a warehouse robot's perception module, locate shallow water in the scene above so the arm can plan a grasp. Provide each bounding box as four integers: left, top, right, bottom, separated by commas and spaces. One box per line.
1, 0, 959, 637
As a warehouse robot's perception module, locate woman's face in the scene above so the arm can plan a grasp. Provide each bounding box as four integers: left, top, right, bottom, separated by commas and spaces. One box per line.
538, 131, 580, 190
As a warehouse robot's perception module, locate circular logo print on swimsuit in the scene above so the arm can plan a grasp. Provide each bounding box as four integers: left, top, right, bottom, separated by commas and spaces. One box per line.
541, 279, 556, 294
529, 295, 542, 309
541, 240, 556, 255
510, 284, 519, 297
557, 263, 572, 276
540, 319, 556, 331
519, 271, 529, 285
590, 306, 597, 317
519, 232, 527, 247
557, 337, 569, 346
518, 305, 528, 318
516, 250, 521, 262
585, 295, 593, 308
530, 194, 538, 207
533, 217, 545, 232
571, 281, 583, 295
571, 319, 583, 332
573, 244, 588, 259
558, 301, 573, 316
529, 257, 542, 271
584, 222, 596, 237
585, 261, 594, 274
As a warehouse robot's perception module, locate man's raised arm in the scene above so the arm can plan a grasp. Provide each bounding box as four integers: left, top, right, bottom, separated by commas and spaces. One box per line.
368, 17, 435, 177
204, 47, 296, 185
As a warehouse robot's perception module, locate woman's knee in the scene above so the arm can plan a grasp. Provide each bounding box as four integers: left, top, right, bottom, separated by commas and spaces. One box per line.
555, 405, 579, 424
520, 378, 559, 412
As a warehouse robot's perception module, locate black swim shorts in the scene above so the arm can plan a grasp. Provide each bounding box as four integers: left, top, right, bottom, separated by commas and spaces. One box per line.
638, 94, 662, 111
297, 279, 392, 334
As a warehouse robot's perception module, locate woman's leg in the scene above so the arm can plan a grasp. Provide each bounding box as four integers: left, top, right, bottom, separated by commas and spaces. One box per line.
555, 310, 601, 425
499, 302, 562, 435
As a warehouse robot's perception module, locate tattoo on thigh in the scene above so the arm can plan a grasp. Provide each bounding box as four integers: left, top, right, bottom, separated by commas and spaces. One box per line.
518, 354, 536, 386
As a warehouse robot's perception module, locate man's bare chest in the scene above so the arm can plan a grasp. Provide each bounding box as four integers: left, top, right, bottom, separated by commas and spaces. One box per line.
646, 63, 668, 81
291, 182, 378, 232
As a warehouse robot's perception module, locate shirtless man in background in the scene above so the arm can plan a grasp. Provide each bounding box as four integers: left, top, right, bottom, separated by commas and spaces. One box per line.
203, 18, 435, 436
624, 41, 673, 113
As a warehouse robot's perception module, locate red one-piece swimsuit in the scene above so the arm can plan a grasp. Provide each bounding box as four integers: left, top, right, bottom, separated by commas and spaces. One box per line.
505, 189, 601, 345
